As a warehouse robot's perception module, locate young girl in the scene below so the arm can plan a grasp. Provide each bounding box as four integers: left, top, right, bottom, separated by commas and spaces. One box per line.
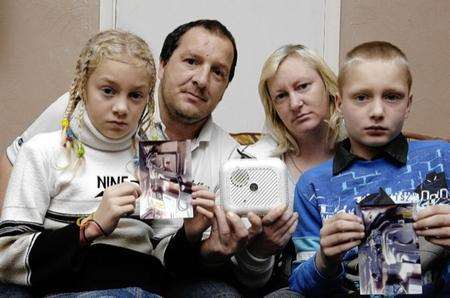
0, 29, 172, 297
290, 41, 450, 296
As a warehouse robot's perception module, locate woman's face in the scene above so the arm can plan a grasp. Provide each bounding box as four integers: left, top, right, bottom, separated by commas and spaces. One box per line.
267, 54, 330, 141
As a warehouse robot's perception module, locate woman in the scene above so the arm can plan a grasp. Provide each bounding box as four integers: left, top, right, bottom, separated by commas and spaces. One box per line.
241, 44, 343, 205
240, 44, 344, 297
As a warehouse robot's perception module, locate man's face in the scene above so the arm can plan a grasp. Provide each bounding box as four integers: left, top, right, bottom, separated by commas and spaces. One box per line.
158, 27, 235, 124
336, 60, 412, 158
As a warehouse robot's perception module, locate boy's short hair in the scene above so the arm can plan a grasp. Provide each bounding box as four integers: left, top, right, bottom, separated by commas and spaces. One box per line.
338, 41, 412, 93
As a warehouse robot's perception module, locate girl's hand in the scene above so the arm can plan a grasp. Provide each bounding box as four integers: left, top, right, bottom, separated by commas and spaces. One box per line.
92, 182, 141, 237
184, 185, 216, 243
316, 212, 365, 277
414, 205, 450, 248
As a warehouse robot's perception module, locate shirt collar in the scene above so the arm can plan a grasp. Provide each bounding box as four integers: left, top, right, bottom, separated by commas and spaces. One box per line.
153, 101, 214, 147
196, 117, 214, 143
150, 100, 167, 140
332, 133, 408, 175
70, 101, 134, 152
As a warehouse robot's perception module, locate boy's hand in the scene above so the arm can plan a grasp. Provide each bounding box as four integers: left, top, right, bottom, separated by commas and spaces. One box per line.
184, 185, 215, 243
247, 204, 298, 258
93, 182, 141, 237
414, 205, 450, 248
316, 212, 365, 276
200, 206, 262, 264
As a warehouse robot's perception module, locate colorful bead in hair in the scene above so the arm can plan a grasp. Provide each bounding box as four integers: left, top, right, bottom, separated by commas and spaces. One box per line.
66, 127, 76, 142
64, 126, 85, 158
76, 142, 85, 158
61, 118, 70, 129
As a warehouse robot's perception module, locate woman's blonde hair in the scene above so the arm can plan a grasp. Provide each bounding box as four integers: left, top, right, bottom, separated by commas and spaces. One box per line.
258, 44, 343, 155
61, 29, 157, 168
338, 41, 412, 94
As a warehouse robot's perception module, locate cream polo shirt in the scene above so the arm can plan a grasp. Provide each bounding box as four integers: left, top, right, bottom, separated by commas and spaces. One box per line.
155, 111, 238, 191
7, 93, 70, 164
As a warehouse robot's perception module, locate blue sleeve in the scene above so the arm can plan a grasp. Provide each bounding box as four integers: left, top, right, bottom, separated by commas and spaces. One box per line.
289, 174, 344, 296
443, 142, 450, 187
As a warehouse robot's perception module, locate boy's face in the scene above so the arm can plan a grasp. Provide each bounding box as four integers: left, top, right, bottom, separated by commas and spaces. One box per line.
336, 60, 412, 158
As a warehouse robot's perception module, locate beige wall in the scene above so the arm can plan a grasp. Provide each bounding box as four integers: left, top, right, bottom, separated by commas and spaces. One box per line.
1, 0, 449, 153
340, 0, 450, 139
0, 0, 99, 152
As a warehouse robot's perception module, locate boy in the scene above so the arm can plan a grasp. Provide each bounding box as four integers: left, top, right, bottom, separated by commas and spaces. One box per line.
289, 41, 450, 296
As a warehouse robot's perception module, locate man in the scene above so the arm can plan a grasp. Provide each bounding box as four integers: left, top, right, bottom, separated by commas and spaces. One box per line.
0, 20, 297, 296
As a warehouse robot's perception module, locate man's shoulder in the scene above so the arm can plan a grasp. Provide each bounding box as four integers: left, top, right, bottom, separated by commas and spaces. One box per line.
207, 121, 238, 149
24, 93, 69, 136
194, 120, 238, 164
15, 130, 62, 164
24, 130, 62, 150
6, 93, 68, 164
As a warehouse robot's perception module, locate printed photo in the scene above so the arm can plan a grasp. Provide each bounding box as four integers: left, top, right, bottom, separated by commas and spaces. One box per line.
357, 192, 422, 295
138, 140, 193, 219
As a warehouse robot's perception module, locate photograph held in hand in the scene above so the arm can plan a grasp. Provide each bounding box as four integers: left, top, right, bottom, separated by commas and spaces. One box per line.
357, 188, 422, 295
138, 140, 193, 219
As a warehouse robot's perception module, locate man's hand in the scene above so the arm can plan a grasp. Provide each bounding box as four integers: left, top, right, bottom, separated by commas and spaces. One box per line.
414, 205, 450, 248
184, 185, 215, 243
200, 206, 262, 264
247, 204, 298, 258
316, 212, 364, 276
92, 182, 141, 237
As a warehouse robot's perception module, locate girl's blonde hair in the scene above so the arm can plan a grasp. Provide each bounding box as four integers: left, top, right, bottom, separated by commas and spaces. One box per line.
258, 44, 343, 155
338, 41, 412, 94
61, 29, 156, 168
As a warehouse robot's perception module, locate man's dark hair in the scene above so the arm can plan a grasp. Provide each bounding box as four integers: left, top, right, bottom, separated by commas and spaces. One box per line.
160, 19, 238, 82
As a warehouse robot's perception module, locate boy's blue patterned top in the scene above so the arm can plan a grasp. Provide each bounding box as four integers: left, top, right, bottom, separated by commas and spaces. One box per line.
289, 140, 450, 296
